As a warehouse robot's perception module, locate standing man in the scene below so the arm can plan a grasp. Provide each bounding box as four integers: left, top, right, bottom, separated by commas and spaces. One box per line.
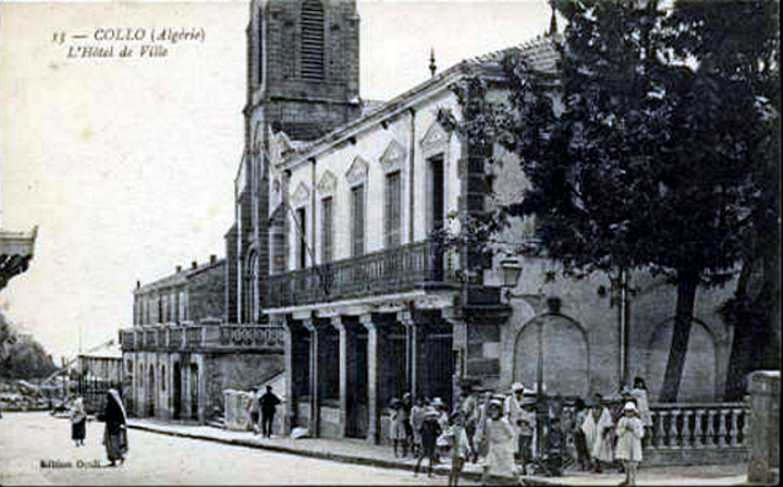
504, 382, 535, 473
259, 385, 281, 438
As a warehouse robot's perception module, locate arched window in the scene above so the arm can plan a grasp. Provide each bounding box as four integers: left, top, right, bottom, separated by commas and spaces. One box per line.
300, 0, 325, 80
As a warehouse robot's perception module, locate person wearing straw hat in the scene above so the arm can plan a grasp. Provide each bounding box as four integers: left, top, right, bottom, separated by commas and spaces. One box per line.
476, 395, 516, 484
615, 401, 645, 486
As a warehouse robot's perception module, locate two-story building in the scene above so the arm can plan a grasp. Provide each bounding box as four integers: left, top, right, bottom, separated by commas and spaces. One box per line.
121, 255, 284, 422
122, 0, 740, 449
224, 0, 737, 445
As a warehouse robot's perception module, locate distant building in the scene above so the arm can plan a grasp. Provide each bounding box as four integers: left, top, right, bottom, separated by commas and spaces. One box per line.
120, 255, 283, 423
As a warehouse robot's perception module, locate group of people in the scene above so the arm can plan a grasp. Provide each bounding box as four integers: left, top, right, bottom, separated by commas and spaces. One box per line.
66, 389, 129, 467
574, 377, 652, 486
386, 376, 652, 486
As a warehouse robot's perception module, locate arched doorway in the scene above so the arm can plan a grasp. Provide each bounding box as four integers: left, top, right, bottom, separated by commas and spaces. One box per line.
173, 362, 182, 420
645, 319, 718, 402
147, 364, 155, 417
513, 314, 589, 398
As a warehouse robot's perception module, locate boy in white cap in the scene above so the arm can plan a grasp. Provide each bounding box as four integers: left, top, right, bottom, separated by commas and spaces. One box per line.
615, 401, 645, 486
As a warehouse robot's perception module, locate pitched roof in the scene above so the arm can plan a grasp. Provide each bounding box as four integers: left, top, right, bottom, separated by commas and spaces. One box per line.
279, 34, 561, 167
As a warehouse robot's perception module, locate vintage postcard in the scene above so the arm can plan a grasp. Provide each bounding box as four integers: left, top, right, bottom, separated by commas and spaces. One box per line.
1, 0, 779, 485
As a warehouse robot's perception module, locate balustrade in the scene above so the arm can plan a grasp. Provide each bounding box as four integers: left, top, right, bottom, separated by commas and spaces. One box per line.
268, 239, 457, 308
648, 403, 749, 452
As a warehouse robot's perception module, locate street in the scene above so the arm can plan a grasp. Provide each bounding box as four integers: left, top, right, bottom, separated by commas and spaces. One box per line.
0, 413, 448, 485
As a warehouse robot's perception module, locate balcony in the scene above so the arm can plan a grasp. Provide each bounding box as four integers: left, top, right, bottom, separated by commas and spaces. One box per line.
268, 239, 459, 309
119, 324, 284, 353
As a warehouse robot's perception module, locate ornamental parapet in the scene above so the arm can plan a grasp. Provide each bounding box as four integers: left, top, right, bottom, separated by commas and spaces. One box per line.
119, 323, 284, 353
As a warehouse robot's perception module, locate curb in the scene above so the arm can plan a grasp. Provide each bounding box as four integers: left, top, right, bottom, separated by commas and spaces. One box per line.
126, 423, 491, 482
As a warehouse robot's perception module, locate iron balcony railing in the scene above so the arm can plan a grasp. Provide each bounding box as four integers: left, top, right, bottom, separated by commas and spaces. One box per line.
268, 239, 457, 308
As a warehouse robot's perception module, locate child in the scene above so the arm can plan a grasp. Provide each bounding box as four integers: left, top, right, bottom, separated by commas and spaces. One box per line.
414, 408, 442, 478
544, 416, 565, 476
410, 397, 425, 457
389, 398, 406, 458
446, 412, 472, 487
615, 402, 644, 486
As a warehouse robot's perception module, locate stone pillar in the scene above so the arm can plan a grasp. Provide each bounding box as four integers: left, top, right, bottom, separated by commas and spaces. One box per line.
331, 317, 355, 438
302, 319, 320, 438
748, 370, 780, 484
360, 314, 385, 445
282, 320, 295, 435
399, 311, 419, 398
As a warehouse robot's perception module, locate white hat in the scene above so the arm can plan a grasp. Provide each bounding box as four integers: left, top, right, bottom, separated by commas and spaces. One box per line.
431, 397, 445, 407
511, 382, 525, 392
623, 401, 638, 412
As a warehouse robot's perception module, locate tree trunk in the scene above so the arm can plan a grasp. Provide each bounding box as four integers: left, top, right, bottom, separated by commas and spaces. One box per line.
659, 271, 699, 402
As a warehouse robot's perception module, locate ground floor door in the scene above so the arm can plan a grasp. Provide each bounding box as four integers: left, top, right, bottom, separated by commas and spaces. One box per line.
147, 365, 155, 417
348, 333, 368, 439
173, 362, 181, 420
424, 323, 454, 407
190, 363, 199, 421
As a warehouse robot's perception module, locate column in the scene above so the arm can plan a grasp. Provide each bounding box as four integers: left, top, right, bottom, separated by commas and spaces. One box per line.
282, 320, 295, 435
398, 311, 417, 397
360, 314, 386, 445
303, 319, 320, 438
331, 317, 355, 438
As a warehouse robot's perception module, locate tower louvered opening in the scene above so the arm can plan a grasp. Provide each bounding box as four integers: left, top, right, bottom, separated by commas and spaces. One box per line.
300, 0, 325, 81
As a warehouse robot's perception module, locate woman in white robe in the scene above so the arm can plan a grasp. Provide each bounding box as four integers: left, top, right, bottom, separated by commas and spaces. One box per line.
581, 397, 614, 472
477, 398, 517, 485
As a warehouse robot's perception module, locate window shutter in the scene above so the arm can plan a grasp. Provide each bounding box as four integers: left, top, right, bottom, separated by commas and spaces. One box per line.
300, 0, 325, 81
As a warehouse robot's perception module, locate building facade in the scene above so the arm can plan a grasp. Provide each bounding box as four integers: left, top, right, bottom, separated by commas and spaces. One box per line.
121, 256, 284, 422
123, 0, 738, 441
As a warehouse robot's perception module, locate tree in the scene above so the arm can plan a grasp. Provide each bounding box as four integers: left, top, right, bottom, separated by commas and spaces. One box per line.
447, 0, 778, 401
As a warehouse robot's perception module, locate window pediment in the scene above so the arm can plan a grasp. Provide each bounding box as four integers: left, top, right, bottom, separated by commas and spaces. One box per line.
379, 140, 406, 173
317, 170, 337, 195
345, 156, 369, 185
420, 119, 449, 151
291, 182, 311, 206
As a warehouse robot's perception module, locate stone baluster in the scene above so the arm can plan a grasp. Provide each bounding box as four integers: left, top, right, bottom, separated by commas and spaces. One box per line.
718, 408, 729, 447
682, 410, 693, 449
741, 407, 751, 447
705, 410, 717, 447
656, 411, 668, 448
668, 409, 681, 448
693, 409, 705, 448
730, 408, 741, 447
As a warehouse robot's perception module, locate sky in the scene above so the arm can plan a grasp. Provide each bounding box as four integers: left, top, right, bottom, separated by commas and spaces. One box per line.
0, 0, 552, 362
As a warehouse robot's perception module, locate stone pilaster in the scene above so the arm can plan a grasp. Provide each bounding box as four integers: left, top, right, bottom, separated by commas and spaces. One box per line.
748, 371, 780, 484
331, 316, 354, 438
360, 314, 385, 444
282, 320, 295, 435
302, 319, 321, 438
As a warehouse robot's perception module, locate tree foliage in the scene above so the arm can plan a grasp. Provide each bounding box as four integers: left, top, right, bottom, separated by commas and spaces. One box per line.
448, 0, 779, 400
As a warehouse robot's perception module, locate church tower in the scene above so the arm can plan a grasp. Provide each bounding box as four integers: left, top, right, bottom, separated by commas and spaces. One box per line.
227, 0, 361, 324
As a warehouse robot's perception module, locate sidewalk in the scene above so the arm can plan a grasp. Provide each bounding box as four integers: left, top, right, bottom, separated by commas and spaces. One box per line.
126, 418, 749, 485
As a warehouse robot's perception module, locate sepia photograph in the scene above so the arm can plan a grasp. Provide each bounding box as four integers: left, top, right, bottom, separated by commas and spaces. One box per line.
0, 0, 779, 485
